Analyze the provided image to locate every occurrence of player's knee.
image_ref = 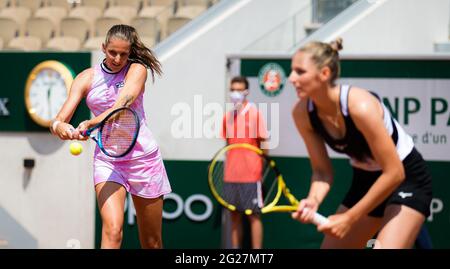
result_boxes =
[142,236,162,249]
[103,225,123,244]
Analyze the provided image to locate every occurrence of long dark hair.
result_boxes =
[105,24,162,81]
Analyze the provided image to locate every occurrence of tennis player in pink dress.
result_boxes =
[51,24,171,249]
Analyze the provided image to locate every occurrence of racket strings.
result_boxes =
[210,148,277,212]
[261,162,278,206]
[212,160,224,193]
[101,109,139,156]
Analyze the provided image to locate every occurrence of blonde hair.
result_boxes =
[298,37,343,84]
[105,24,162,81]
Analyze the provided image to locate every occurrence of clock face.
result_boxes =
[25,61,74,127]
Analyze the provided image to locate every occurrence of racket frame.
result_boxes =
[208,143,329,226]
[82,107,140,158]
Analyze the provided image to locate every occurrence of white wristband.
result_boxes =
[52,120,61,132]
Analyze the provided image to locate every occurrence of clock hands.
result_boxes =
[46,81,56,120]
[26,61,74,128]
[47,86,52,119]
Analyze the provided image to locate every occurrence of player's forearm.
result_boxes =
[51,105,78,134]
[308,172,333,205]
[114,92,136,109]
[347,172,404,220]
[82,93,137,128]
[86,95,135,129]
[112,71,144,110]
[85,108,113,129]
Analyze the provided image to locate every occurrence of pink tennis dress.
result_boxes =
[85,60,172,198]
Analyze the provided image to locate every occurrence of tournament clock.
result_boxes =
[24,60,74,127]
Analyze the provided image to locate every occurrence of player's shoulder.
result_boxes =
[129,62,147,73]
[78,67,94,77]
[74,67,94,83]
[292,98,313,131]
[348,86,382,118]
[125,62,147,82]
[69,68,94,96]
[348,86,374,98]
[292,98,309,119]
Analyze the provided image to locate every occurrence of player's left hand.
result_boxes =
[317,212,356,239]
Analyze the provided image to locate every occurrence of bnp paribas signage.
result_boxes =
[258,62,286,97]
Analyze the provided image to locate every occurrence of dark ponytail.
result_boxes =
[105,24,162,81]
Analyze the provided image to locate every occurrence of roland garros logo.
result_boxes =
[258,63,286,97]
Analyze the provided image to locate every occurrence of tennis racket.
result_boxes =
[208,143,329,226]
[81,107,140,158]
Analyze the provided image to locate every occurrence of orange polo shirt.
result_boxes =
[221,102,269,183]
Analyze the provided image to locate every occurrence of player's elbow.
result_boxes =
[391,165,405,185]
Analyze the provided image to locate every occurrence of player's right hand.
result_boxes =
[74,120,90,141]
[291,197,320,224]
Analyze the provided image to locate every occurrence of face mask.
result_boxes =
[229,91,246,104]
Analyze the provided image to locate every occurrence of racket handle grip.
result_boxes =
[312,212,329,226]
[304,208,329,226]
[81,130,88,137]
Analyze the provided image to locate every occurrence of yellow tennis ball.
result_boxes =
[245,209,252,215]
[69,142,83,156]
